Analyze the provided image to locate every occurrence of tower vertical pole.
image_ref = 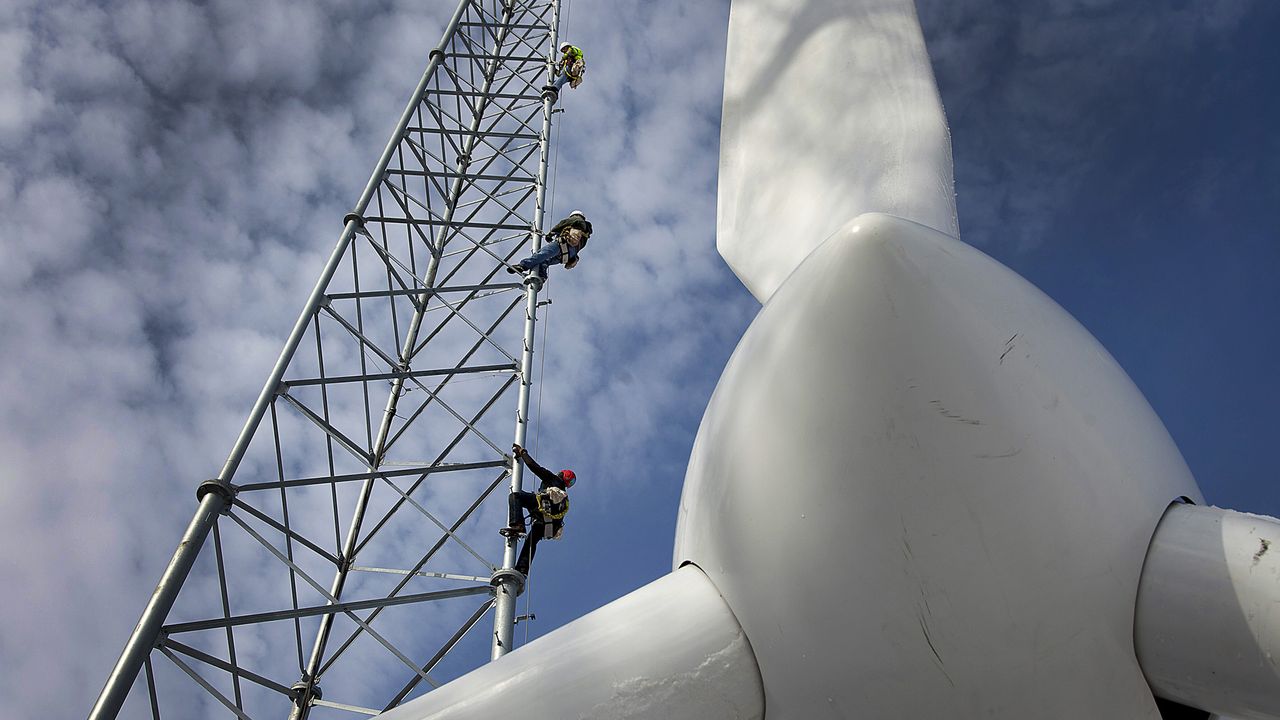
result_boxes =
[88,484,231,720]
[492,0,560,661]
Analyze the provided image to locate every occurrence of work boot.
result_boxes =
[500,523,526,538]
[505,263,522,275]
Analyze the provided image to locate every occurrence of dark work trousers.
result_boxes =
[516,527,545,576]
[508,490,545,575]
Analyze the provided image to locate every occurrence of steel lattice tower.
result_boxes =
[91,1,564,717]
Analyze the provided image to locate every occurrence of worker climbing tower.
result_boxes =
[90,1,565,717]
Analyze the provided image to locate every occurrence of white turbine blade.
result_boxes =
[1135,503,1280,719]
[375,565,763,720]
[717,0,958,302]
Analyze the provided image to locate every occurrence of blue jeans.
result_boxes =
[552,72,570,91]
[516,242,577,278]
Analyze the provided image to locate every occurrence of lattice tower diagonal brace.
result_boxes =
[86,0,513,717]
[288,2,555,716]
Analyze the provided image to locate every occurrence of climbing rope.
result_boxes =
[533,0,568,457]
[533,120,562,458]
[523,0,574,645]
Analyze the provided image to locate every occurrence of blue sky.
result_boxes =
[922,0,1280,518]
[0,0,1277,717]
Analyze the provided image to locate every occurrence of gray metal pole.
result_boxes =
[291,3,525,713]
[492,0,560,662]
[91,3,474,719]
[89,483,233,720]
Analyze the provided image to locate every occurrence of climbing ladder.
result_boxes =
[90,1,563,717]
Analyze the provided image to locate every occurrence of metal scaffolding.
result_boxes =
[90,1,562,717]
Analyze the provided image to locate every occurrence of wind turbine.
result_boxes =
[375,0,1279,717]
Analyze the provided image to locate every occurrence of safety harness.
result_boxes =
[556,227,588,269]
[527,487,567,541]
[536,487,569,521]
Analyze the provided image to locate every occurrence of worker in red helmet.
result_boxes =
[503,443,576,577]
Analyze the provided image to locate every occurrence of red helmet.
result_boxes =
[560,469,576,487]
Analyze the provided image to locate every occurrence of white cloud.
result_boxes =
[3,174,107,287]
[0,28,49,142]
